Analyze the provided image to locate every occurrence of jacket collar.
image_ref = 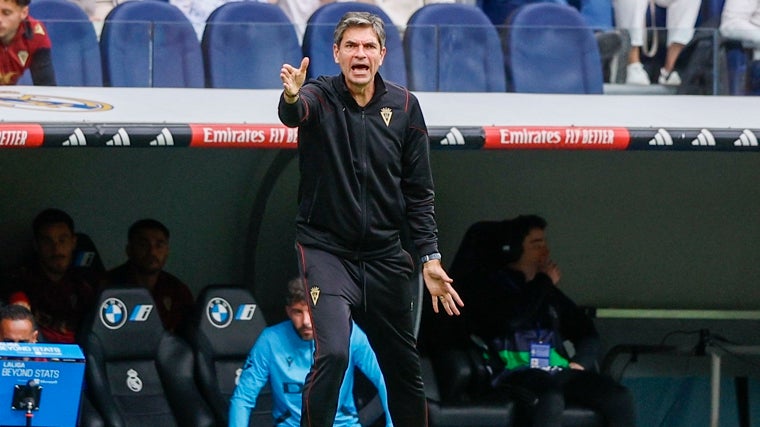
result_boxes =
[334,72,388,108]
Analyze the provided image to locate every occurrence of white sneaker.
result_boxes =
[658,68,682,85]
[625,62,651,85]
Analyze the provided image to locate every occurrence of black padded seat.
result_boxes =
[179,284,269,426]
[80,286,214,427]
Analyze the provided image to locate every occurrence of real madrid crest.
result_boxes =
[380,107,392,127]
[310,286,320,305]
[126,369,143,392]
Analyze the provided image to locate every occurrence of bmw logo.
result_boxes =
[206,297,233,328]
[100,298,128,330]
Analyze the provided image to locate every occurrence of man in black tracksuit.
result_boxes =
[278,11,464,427]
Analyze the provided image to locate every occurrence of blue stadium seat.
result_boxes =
[100,1,204,87]
[479,0,612,30]
[302,2,407,86]
[27,0,102,86]
[404,4,506,92]
[202,2,301,89]
[505,3,603,94]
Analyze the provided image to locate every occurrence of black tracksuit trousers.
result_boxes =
[296,243,428,427]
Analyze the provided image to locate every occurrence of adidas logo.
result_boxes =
[648,128,672,146]
[106,128,130,146]
[440,127,464,145]
[149,128,174,146]
[733,129,758,147]
[691,129,715,146]
[62,128,86,146]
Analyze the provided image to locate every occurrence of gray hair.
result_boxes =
[333,12,386,49]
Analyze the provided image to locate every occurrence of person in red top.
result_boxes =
[2,209,98,343]
[0,0,56,85]
[106,219,194,333]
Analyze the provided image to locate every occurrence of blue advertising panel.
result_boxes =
[0,343,85,427]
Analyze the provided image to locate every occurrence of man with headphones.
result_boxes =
[464,214,637,427]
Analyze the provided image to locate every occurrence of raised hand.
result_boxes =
[540,259,561,285]
[280,57,309,100]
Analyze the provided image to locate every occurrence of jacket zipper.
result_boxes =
[358,109,368,255]
[360,109,369,310]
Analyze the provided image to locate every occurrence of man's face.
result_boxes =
[519,228,550,267]
[0,318,38,343]
[333,26,386,91]
[285,301,313,341]
[35,223,77,279]
[0,0,27,46]
[126,228,169,275]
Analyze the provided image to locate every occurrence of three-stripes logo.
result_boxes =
[440,127,465,145]
[691,129,716,146]
[734,129,758,147]
[106,128,130,146]
[62,128,86,146]
[150,128,174,146]
[648,128,673,146]
[206,297,257,329]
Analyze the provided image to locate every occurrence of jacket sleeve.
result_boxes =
[506,272,557,329]
[278,85,319,128]
[400,92,438,257]
[30,48,56,86]
[569,331,601,370]
[505,273,602,367]
[350,326,394,427]
[466,270,555,341]
[554,290,601,369]
[228,334,271,427]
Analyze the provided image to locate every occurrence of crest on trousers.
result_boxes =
[381,107,392,127]
[310,286,320,305]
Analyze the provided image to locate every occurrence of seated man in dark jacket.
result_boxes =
[465,214,636,427]
[3,208,97,343]
[106,218,193,333]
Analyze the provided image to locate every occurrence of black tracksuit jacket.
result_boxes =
[278,73,439,260]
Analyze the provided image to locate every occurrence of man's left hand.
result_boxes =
[422,260,464,316]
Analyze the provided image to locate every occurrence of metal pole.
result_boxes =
[710,351,721,427]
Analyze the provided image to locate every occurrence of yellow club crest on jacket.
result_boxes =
[310,286,320,305]
[381,107,392,127]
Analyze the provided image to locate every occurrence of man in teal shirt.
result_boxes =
[229,278,393,427]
